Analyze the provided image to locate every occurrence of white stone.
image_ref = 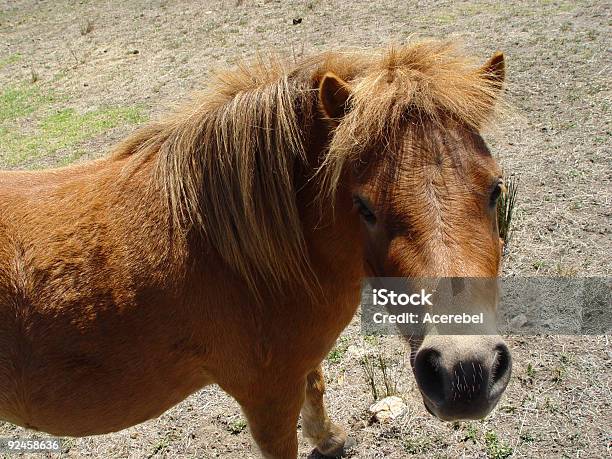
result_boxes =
[369,396,407,422]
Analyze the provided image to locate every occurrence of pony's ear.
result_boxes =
[479,51,505,87]
[319,72,352,120]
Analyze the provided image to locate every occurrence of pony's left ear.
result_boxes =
[319,72,352,121]
[479,51,505,87]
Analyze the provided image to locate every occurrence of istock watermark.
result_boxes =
[372,311,485,325]
[372,288,433,306]
[361,277,611,335]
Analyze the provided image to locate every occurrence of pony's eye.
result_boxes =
[490,180,504,206]
[353,196,377,225]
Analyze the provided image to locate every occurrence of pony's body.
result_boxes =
[0,42,512,457]
[0,156,362,435]
[0,159,210,434]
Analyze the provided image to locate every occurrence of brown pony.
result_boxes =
[0,41,511,458]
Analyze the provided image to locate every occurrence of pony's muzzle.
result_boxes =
[413,337,512,421]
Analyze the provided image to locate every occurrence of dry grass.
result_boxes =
[359,344,408,401]
[498,175,519,254]
[80,19,94,36]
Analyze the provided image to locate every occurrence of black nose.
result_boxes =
[414,343,512,420]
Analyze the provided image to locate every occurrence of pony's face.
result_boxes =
[352,120,504,280]
[319,52,511,421]
[352,120,511,421]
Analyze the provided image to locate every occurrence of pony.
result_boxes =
[0,40,511,458]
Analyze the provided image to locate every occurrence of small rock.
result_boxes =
[128,49,139,55]
[369,396,407,423]
[509,313,528,330]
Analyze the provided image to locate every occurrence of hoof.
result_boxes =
[313,437,356,458]
[315,426,356,457]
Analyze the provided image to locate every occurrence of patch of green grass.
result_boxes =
[434,13,456,24]
[499,404,516,414]
[227,419,247,435]
[484,430,513,459]
[532,260,547,271]
[363,334,380,346]
[402,436,432,454]
[0,53,21,70]
[463,423,479,442]
[42,107,144,140]
[147,435,171,458]
[327,336,350,364]
[551,365,565,383]
[526,362,536,378]
[402,434,447,454]
[0,105,147,166]
[0,85,54,123]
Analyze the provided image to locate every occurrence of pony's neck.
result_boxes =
[294,116,366,297]
[114,72,365,304]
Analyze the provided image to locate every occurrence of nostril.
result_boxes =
[489,344,512,400]
[414,348,445,405]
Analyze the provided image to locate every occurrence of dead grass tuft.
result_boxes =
[80,19,94,36]
[498,174,519,255]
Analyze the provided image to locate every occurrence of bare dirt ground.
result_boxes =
[0,0,610,457]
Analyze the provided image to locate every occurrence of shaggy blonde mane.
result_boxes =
[113,40,505,299]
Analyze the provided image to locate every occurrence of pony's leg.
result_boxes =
[301,365,350,456]
[240,381,305,459]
